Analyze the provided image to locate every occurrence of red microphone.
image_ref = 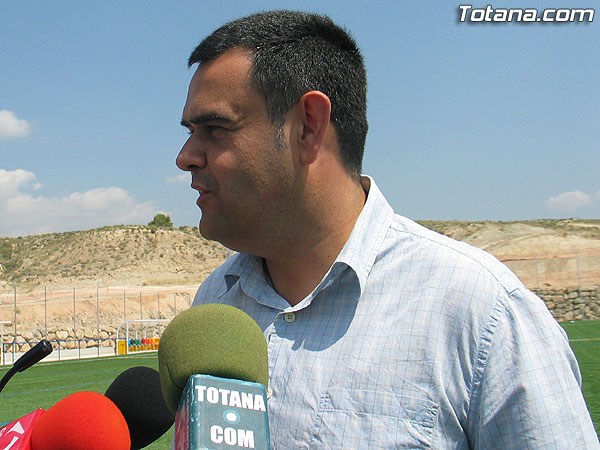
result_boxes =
[0,409,45,450]
[29,391,130,450]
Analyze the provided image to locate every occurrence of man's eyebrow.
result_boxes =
[180,113,233,128]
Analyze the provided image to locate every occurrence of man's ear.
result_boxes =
[296,91,332,166]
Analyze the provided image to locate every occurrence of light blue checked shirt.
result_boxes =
[192,177,599,449]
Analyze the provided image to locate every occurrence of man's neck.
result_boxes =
[264,177,367,306]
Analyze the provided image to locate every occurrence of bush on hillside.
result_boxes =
[148,214,174,229]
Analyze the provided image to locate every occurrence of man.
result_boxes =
[176,10,599,448]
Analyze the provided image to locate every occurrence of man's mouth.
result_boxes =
[192,183,212,207]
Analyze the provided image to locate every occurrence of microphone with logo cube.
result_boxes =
[158,303,270,450]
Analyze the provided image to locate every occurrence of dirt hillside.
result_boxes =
[0,225,229,292]
[1,219,600,292]
[419,219,600,256]
[418,219,600,289]
[1,220,599,343]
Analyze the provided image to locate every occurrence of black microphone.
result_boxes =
[105,366,175,449]
[0,340,53,393]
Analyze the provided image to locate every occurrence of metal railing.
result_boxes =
[1,337,121,366]
[0,286,194,346]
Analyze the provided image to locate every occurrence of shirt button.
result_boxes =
[283,313,296,323]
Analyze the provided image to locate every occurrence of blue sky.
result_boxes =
[1,1,598,237]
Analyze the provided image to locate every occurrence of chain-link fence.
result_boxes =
[498,249,600,291]
[2,249,600,363]
[497,250,600,321]
[0,286,196,364]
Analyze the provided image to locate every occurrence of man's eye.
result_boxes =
[206,125,228,137]
[206,125,222,133]
[185,125,227,137]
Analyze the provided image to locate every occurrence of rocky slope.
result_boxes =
[0,225,229,291]
[2,219,600,291]
[1,220,599,349]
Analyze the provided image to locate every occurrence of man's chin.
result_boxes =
[198,220,214,240]
[198,219,225,244]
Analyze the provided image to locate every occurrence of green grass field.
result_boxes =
[560,320,600,436]
[1,321,598,447]
[0,353,173,449]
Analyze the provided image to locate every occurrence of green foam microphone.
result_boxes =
[158,304,270,449]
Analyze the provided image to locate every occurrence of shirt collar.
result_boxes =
[221,253,290,309]
[334,176,394,294]
[219,175,394,304]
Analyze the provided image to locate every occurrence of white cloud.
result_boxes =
[166,173,189,184]
[0,169,157,237]
[544,190,593,214]
[0,168,38,198]
[0,110,31,139]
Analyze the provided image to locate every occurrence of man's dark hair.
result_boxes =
[189,10,368,179]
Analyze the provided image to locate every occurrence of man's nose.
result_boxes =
[176,136,207,171]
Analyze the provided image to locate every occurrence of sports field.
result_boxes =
[0,353,173,449]
[1,321,598,447]
[560,320,600,436]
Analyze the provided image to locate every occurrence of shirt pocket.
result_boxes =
[310,387,438,449]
